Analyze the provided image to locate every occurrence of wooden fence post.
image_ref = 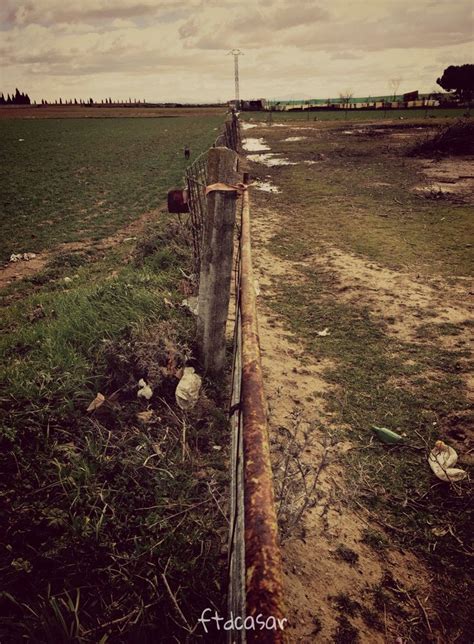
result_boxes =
[197,146,239,376]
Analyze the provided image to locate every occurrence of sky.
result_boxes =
[0,0,472,103]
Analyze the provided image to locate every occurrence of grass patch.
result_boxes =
[262,127,473,276]
[334,544,359,565]
[0,216,229,641]
[361,528,389,552]
[242,108,467,123]
[268,243,472,640]
[0,115,223,263]
[0,115,230,640]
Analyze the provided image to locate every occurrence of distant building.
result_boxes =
[239,98,267,111]
[403,90,419,102]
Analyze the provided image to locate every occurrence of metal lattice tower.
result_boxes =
[228,49,243,104]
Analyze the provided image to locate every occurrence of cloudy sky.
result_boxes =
[0,0,472,103]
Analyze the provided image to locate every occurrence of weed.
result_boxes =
[331,592,361,617]
[334,545,359,565]
[272,410,330,539]
[409,119,474,156]
[361,528,389,552]
[333,614,359,643]
[311,615,322,635]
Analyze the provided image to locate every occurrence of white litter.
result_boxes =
[137,378,153,400]
[18,138,25,142]
[175,367,202,411]
[182,296,199,315]
[317,327,330,337]
[428,441,467,483]
[9,252,37,263]
[254,180,281,193]
[63,276,73,284]
[242,138,270,152]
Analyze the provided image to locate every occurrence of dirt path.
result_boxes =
[251,203,443,642]
[0,208,161,290]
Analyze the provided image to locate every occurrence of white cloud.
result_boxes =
[1,0,472,102]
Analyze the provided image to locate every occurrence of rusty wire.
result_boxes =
[184,113,241,280]
[185,150,208,278]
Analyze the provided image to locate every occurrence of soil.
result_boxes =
[250,204,437,643]
[414,158,474,204]
[241,120,473,641]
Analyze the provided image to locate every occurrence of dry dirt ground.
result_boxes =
[243,119,473,642]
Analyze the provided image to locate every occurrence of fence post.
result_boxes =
[197,146,239,376]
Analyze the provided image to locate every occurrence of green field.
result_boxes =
[243,108,467,123]
[0,116,223,262]
[0,114,229,641]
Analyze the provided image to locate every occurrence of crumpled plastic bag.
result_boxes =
[10,252,36,263]
[137,378,153,400]
[428,440,467,483]
[175,367,202,410]
[181,296,199,316]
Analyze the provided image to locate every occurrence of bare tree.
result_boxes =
[389,77,402,102]
[339,89,354,118]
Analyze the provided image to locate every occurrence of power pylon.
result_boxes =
[228,49,243,106]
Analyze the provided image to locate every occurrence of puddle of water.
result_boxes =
[247,153,297,167]
[303,160,318,165]
[253,180,281,193]
[243,137,271,152]
[284,136,307,142]
[241,123,258,130]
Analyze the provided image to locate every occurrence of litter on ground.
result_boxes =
[137,379,153,400]
[371,425,404,445]
[428,440,467,483]
[9,252,37,263]
[175,367,202,410]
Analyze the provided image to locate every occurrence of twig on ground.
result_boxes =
[161,573,194,634]
[414,594,433,635]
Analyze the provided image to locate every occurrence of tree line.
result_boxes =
[0,88,31,105]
